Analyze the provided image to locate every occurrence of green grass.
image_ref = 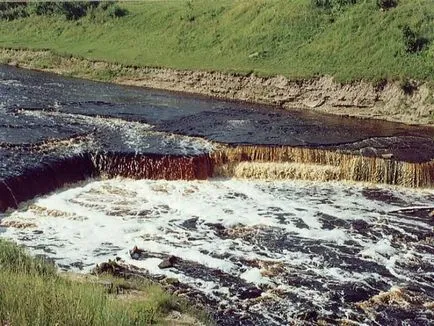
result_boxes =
[0,0,433,82]
[0,239,206,325]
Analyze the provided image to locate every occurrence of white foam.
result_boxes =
[240,268,271,286]
[1,178,433,323]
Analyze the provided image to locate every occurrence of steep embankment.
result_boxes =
[0,0,433,123]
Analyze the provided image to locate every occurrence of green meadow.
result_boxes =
[0,0,433,82]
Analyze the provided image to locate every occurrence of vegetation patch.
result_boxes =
[402,24,430,54]
[0,239,206,325]
[377,0,398,10]
[0,1,127,21]
[400,79,418,95]
[312,0,359,10]
[0,0,433,82]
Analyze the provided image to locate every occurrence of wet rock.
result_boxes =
[340,286,378,303]
[159,255,178,269]
[153,274,167,281]
[352,219,371,232]
[317,212,349,230]
[92,260,133,277]
[362,188,407,206]
[94,261,116,274]
[223,307,235,315]
[238,286,263,300]
[164,277,180,286]
[204,222,226,237]
[70,261,85,270]
[360,147,377,157]
[129,245,146,260]
[294,309,319,321]
[181,217,199,230]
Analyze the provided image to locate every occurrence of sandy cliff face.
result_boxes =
[1,48,432,126]
[118,70,434,126]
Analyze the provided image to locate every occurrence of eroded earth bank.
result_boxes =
[1,48,434,126]
[0,65,434,325]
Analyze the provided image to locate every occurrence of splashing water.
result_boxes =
[1,178,433,324]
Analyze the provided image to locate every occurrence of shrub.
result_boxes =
[107,5,128,18]
[0,3,28,20]
[312,0,358,9]
[377,0,398,10]
[23,1,126,21]
[402,25,429,53]
[400,79,418,95]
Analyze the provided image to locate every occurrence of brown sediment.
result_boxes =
[357,287,434,311]
[0,220,37,228]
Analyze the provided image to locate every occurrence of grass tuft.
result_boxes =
[0,239,207,325]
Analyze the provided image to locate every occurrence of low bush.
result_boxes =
[312,0,359,10]
[1,1,127,21]
[400,79,418,95]
[402,25,429,53]
[28,1,98,20]
[107,5,128,18]
[0,3,28,20]
[377,0,398,10]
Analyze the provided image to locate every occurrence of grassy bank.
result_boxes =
[0,239,206,325]
[0,0,433,82]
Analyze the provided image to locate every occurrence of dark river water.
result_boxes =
[0,65,434,325]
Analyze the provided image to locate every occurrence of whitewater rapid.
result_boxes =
[1,178,433,324]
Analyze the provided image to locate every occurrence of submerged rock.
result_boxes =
[159,255,178,269]
[238,286,263,300]
[129,245,146,260]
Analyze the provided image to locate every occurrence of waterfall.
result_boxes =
[210,145,434,188]
[1,146,433,213]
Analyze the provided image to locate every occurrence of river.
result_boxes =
[0,65,433,325]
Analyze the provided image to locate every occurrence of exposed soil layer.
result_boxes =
[1,48,433,125]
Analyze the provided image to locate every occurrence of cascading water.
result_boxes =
[91,152,213,180]
[211,145,434,187]
[1,65,434,325]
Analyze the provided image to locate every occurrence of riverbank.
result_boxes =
[0,239,208,325]
[1,0,433,125]
[1,48,434,126]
